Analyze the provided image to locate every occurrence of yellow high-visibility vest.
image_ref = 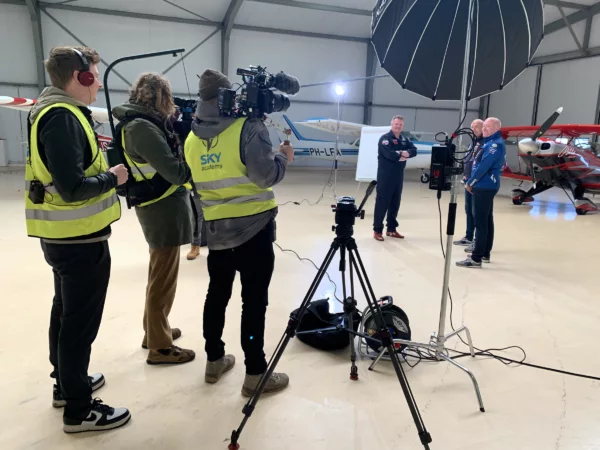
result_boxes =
[25,103,121,239]
[120,125,184,208]
[184,117,277,221]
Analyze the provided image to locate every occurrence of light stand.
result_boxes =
[363,0,485,414]
[227,182,432,450]
[331,84,345,201]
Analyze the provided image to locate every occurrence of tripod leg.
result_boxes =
[368,347,387,371]
[348,244,432,450]
[438,353,485,412]
[228,241,340,450]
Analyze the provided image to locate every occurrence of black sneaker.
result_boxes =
[53,373,105,408]
[63,398,131,434]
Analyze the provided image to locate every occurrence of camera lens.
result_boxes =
[272,93,290,112]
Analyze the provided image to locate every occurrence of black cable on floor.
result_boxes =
[274,242,342,304]
[435,196,600,381]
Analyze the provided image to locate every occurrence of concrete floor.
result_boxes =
[1,166,599,450]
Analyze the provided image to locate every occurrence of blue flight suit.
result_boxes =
[466,130,506,263]
[373,130,417,234]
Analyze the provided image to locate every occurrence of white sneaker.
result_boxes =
[63,399,131,434]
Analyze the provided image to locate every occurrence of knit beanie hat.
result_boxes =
[198,69,232,101]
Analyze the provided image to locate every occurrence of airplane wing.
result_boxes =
[502,124,600,141]
[1,95,111,124]
[294,117,365,137]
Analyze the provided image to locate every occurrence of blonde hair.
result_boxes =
[128,72,176,119]
[45,46,100,90]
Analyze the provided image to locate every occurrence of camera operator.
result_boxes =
[184,69,293,396]
[372,115,417,241]
[25,46,130,433]
[112,72,195,365]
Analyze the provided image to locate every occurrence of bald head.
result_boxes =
[471,119,483,137]
[482,117,502,138]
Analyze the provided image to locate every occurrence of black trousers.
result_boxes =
[471,189,497,262]
[203,221,275,375]
[42,240,111,418]
[373,170,405,233]
[465,189,475,241]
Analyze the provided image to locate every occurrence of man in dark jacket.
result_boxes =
[27,46,130,433]
[373,115,417,241]
[453,119,484,247]
[112,72,195,365]
[185,69,293,397]
[457,117,506,268]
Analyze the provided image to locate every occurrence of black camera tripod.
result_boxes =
[228,181,432,450]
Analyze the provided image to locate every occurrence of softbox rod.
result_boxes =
[103,48,185,137]
[435,0,474,357]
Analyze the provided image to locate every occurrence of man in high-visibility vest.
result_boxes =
[25,46,130,433]
[185,69,294,397]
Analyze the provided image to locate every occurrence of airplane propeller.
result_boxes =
[517,107,564,187]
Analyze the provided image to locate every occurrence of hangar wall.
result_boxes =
[488,14,600,128]
[2,1,600,167]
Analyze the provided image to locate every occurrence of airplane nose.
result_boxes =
[518,138,539,155]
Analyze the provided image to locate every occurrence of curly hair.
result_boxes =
[128,72,176,119]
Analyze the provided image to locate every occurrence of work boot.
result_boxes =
[205,354,236,383]
[146,345,195,365]
[187,245,200,260]
[386,231,404,239]
[242,372,289,398]
[141,328,181,350]
[373,232,384,241]
[53,373,105,408]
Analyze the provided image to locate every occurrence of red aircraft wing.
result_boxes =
[501,124,600,140]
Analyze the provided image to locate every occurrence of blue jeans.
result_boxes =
[465,189,475,241]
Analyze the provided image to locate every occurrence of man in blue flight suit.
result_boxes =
[373,115,417,241]
[456,117,506,268]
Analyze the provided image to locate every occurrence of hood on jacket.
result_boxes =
[112,102,163,123]
[29,87,88,124]
[191,100,237,140]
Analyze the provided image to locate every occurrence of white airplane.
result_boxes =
[279,115,437,182]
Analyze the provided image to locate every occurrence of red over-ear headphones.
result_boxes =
[72,48,95,87]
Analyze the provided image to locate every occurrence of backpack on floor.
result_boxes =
[292,299,361,351]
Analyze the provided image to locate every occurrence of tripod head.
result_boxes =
[331,180,377,239]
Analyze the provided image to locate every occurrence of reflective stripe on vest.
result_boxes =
[24,103,121,239]
[184,117,277,221]
[121,126,180,207]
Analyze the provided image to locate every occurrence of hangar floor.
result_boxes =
[1,166,599,450]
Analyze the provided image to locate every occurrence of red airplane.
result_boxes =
[500,108,600,215]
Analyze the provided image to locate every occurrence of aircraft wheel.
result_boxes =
[420,173,430,184]
[576,208,588,216]
[512,197,524,206]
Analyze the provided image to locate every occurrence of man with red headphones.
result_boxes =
[25,46,130,434]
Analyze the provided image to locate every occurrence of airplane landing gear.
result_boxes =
[574,197,597,215]
[511,189,534,205]
[420,171,430,184]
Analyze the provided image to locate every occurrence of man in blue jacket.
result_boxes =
[456,117,505,268]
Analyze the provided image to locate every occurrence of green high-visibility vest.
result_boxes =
[184,117,277,221]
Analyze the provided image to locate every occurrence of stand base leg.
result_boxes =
[439,353,485,412]
[368,347,388,371]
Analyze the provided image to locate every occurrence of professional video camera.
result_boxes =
[172,96,197,143]
[218,65,300,119]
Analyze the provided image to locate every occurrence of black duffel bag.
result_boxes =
[292,299,361,351]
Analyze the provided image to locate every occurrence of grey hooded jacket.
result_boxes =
[189,101,289,250]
